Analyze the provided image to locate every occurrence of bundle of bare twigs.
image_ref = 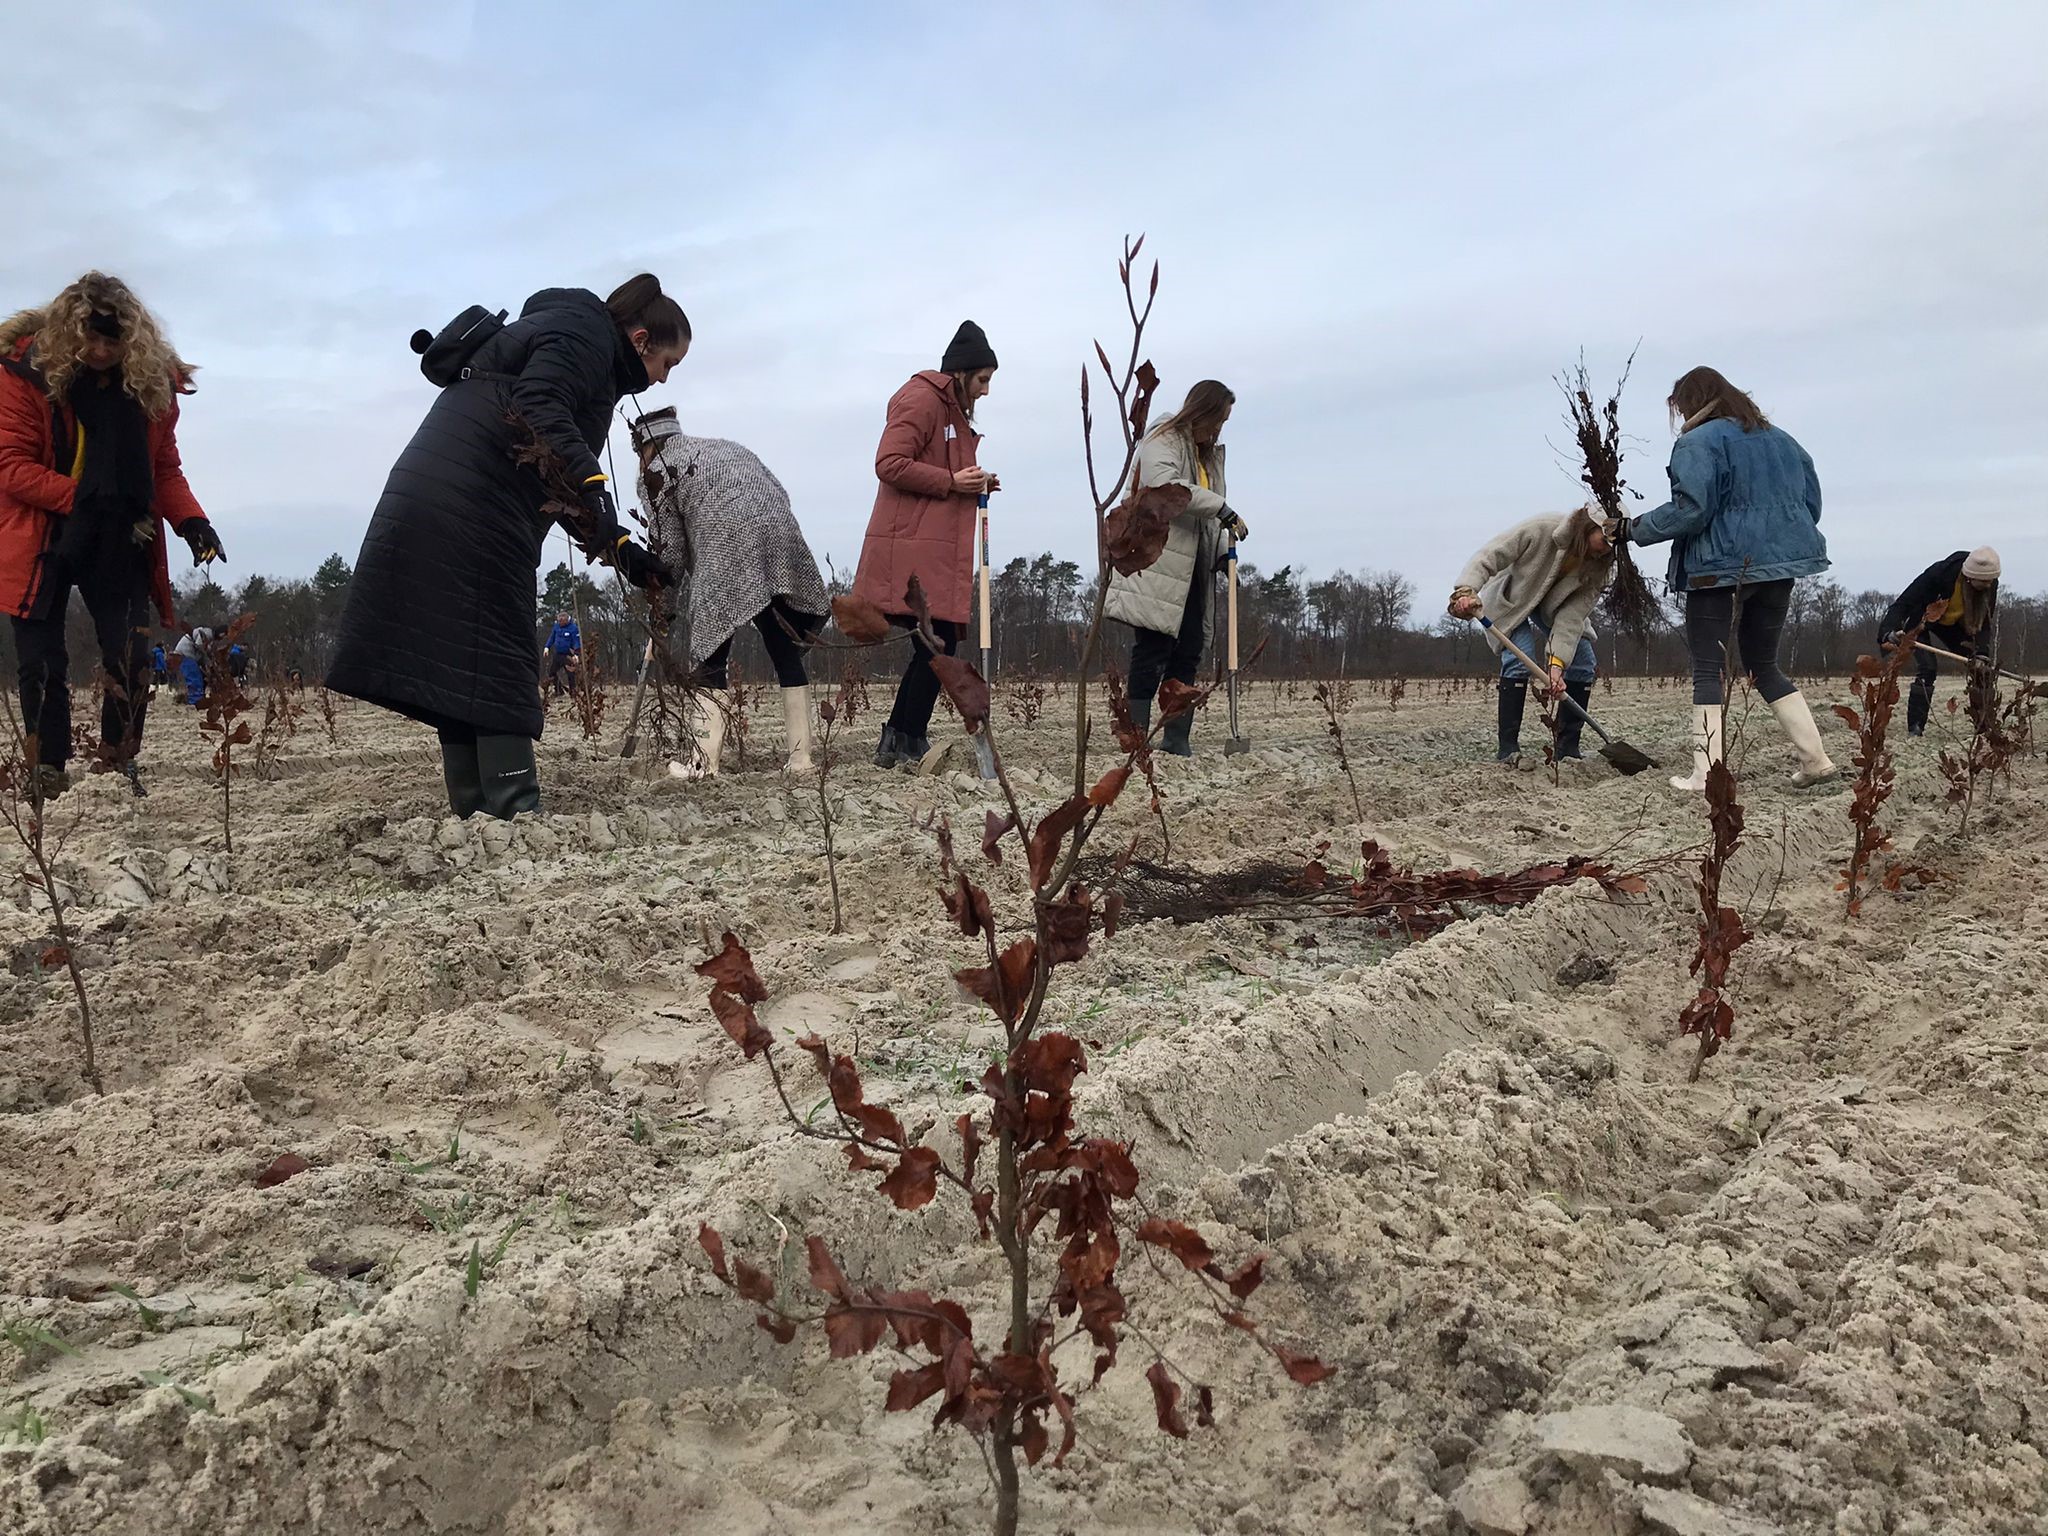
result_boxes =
[1561,351,1660,637]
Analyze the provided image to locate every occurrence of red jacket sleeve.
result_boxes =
[874,387,955,499]
[151,397,205,529]
[0,376,74,514]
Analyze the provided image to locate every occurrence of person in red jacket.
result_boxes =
[0,272,222,796]
[850,321,998,770]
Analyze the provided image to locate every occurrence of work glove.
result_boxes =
[1611,515,1631,546]
[616,540,665,592]
[579,480,626,552]
[180,518,226,566]
[129,515,157,548]
[1219,506,1249,541]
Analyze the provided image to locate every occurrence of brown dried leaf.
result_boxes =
[981,810,1015,864]
[885,1360,947,1412]
[1087,766,1131,807]
[1157,677,1201,720]
[1103,482,1191,577]
[1216,1254,1265,1301]
[879,1147,942,1210]
[956,938,1038,1025]
[805,1236,849,1301]
[697,1223,730,1282]
[695,931,769,1003]
[1275,1346,1335,1385]
[255,1152,309,1188]
[709,989,774,1059]
[1194,1384,1215,1428]
[941,873,995,941]
[1103,892,1125,939]
[1146,1360,1189,1438]
[830,594,892,644]
[929,654,991,725]
[1136,1217,1215,1271]
[823,1303,888,1358]
[733,1259,776,1305]
[756,1311,797,1344]
[956,1113,983,1186]
[844,1142,888,1173]
[1028,795,1091,889]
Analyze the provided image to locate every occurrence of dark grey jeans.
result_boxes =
[1684,579,1796,706]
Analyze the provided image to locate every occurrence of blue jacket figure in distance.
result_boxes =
[543,611,582,697]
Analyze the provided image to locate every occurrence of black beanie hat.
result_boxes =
[941,320,997,375]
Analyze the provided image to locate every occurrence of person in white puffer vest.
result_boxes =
[1103,380,1248,757]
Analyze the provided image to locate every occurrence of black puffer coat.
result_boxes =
[328,288,647,738]
[1881,550,1995,653]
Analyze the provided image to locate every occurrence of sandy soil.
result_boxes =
[1,670,2042,1536]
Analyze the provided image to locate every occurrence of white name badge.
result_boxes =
[943,425,957,441]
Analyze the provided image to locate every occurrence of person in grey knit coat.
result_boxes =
[632,408,829,777]
[1448,506,1615,765]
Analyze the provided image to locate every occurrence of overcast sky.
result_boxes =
[7,1,2043,611]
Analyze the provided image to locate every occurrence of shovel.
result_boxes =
[617,637,657,758]
[1223,531,1249,755]
[970,490,998,779]
[1479,618,1657,774]
[1911,638,2035,688]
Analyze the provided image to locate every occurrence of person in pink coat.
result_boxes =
[850,321,998,769]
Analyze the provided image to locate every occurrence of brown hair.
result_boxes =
[1961,577,1997,635]
[1152,379,1236,444]
[1669,366,1770,433]
[1560,505,1617,579]
[0,272,189,418]
[949,371,988,422]
[605,273,690,350]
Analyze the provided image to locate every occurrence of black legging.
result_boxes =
[1906,621,1976,733]
[885,618,963,737]
[700,598,820,690]
[1127,567,1210,702]
[1684,579,1795,706]
[10,544,155,768]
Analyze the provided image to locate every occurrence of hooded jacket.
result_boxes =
[327,288,647,739]
[0,333,205,625]
[1455,513,1610,666]
[849,371,981,626]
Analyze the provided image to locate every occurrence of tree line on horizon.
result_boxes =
[7,550,2038,692]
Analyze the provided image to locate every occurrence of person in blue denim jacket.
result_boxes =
[1626,367,1836,793]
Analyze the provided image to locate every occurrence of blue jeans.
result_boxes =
[1499,618,1596,684]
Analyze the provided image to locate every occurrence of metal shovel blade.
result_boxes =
[1597,740,1657,776]
[1224,733,1250,755]
[973,730,999,779]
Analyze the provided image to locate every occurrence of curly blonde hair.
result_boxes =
[0,271,193,418]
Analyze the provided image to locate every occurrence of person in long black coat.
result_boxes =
[328,276,687,816]
[1880,546,2001,736]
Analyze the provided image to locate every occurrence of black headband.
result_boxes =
[86,310,123,339]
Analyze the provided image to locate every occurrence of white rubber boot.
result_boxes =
[1670,704,1724,793]
[1771,691,1838,786]
[780,685,814,774]
[668,689,729,780]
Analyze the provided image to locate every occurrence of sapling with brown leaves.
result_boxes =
[1836,623,1922,915]
[1313,680,1365,823]
[197,615,259,858]
[696,242,1329,1536]
[814,663,862,935]
[0,698,101,1094]
[1680,603,1750,1081]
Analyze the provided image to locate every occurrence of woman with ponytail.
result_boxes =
[329,274,686,818]
[0,272,218,797]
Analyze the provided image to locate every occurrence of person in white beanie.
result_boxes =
[1626,365,1835,791]
[631,408,829,777]
[1880,546,2001,736]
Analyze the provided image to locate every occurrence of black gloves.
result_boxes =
[1219,506,1249,541]
[579,480,625,551]
[616,541,664,591]
[1612,516,1632,546]
[180,518,225,566]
